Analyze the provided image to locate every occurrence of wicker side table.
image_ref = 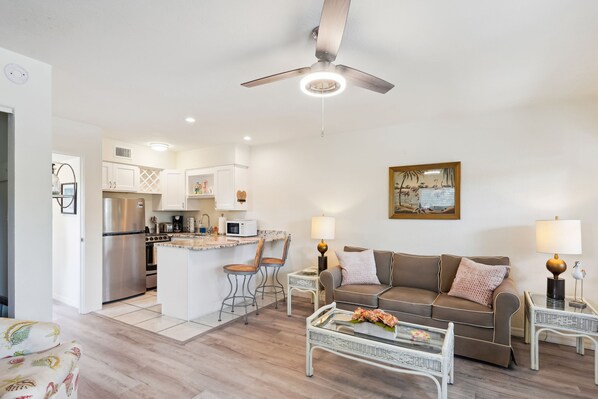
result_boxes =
[524,291,598,385]
[287,267,322,316]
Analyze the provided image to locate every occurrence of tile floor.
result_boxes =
[94,290,279,343]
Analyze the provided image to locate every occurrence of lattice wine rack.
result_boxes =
[138,167,161,194]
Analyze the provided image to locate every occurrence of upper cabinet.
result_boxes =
[153,169,186,211]
[215,165,248,211]
[102,162,139,192]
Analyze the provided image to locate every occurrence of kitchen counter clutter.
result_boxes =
[157,230,287,321]
[162,230,286,251]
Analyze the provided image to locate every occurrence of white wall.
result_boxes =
[250,101,598,331]
[103,137,176,170]
[53,117,103,313]
[0,47,52,320]
[52,154,80,308]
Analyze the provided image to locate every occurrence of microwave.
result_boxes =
[226,220,257,237]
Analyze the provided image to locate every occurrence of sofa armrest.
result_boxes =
[0,318,61,358]
[492,278,520,345]
[320,265,342,305]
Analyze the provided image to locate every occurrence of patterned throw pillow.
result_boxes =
[447,257,508,307]
[336,249,381,286]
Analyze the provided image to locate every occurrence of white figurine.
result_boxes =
[571,261,587,308]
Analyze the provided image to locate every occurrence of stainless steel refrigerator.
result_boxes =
[102,197,146,303]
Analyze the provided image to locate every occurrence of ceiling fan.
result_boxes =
[241,0,394,97]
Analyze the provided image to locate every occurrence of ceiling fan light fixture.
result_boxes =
[300,71,346,98]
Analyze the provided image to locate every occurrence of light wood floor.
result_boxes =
[53,299,598,399]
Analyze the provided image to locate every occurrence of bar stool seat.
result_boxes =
[218,238,265,325]
[223,264,258,273]
[256,235,291,309]
[261,257,284,265]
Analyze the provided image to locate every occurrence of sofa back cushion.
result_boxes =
[344,246,393,285]
[392,253,440,292]
[440,254,510,293]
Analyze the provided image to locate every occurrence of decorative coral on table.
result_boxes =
[351,308,399,332]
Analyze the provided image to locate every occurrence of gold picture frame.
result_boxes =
[389,162,461,220]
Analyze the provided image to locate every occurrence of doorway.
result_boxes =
[0,111,8,316]
[52,153,81,310]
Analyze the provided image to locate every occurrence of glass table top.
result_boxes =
[530,293,597,316]
[293,268,318,277]
[311,309,446,354]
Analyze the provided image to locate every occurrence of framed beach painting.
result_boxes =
[389,162,460,219]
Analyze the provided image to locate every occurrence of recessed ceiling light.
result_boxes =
[185,117,196,123]
[300,71,346,98]
[243,136,252,141]
[149,143,169,152]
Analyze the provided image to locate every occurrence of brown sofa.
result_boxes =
[319,246,520,367]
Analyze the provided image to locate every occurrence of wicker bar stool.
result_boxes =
[218,238,265,325]
[255,235,291,309]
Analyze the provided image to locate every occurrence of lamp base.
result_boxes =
[318,256,328,274]
[547,277,565,300]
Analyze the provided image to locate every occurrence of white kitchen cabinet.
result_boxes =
[102,162,139,192]
[154,169,186,211]
[215,165,248,211]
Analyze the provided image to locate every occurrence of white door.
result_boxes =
[113,164,139,192]
[161,170,185,210]
[215,166,234,210]
[101,162,113,190]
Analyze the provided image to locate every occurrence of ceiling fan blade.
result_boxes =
[336,65,394,94]
[241,67,311,88]
[315,0,351,62]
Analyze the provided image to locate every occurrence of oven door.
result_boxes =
[227,222,240,236]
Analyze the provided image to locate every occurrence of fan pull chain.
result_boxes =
[321,94,325,138]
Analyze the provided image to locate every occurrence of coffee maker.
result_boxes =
[172,215,183,233]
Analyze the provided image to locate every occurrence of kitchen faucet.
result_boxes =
[200,213,210,229]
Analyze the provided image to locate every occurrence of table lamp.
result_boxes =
[311,216,335,274]
[535,216,582,300]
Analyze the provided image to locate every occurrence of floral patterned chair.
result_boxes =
[0,318,81,399]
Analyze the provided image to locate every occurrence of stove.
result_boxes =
[145,234,171,289]
[145,233,171,243]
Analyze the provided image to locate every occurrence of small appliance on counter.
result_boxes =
[173,215,183,233]
[159,222,174,233]
[226,219,257,237]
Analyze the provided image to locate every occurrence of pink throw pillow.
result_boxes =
[448,257,508,307]
[336,249,381,286]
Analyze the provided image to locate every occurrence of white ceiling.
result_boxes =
[1,0,597,150]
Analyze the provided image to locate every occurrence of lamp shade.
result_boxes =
[536,219,582,254]
[311,216,335,240]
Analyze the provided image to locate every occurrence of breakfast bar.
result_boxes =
[156,231,286,321]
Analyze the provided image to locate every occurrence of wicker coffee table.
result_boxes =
[306,302,454,399]
[524,291,598,384]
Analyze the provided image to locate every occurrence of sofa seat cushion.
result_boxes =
[432,293,494,328]
[334,284,391,308]
[0,340,81,399]
[379,287,439,317]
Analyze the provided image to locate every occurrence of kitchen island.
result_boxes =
[156,230,286,321]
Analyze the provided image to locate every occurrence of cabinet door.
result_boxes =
[233,165,248,210]
[161,170,186,210]
[101,162,113,190]
[215,166,235,210]
[113,164,139,192]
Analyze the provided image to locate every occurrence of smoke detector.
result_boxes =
[4,63,29,85]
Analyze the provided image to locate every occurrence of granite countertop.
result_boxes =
[157,230,287,251]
